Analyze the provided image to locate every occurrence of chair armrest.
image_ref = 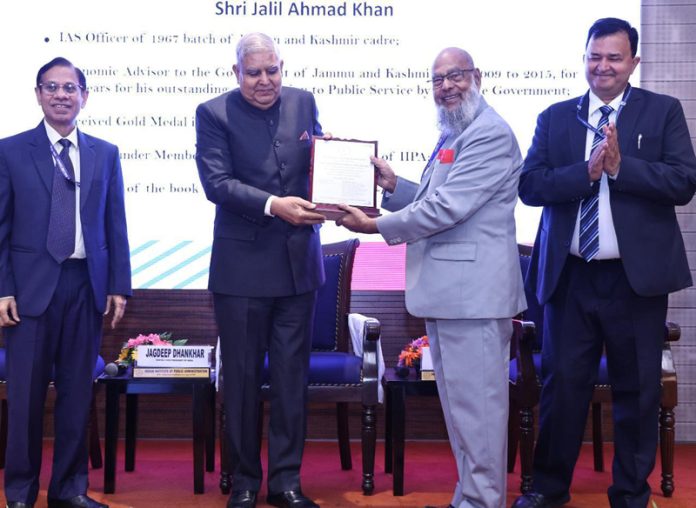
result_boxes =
[660,321,680,409]
[661,344,678,409]
[511,319,539,407]
[661,320,678,371]
[360,318,381,406]
[662,345,676,377]
[664,321,680,343]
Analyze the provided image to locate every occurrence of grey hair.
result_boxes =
[236,32,280,67]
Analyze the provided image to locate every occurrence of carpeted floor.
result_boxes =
[2,440,694,507]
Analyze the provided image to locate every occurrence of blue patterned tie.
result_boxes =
[46,139,76,263]
[579,105,613,261]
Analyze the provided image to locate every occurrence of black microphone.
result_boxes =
[104,362,127,377]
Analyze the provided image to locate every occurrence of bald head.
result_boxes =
[433,47,475,71]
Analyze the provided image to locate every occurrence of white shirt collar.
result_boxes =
[43,120,79,148]
[587,87,627,118]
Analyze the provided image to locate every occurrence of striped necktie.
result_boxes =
[579,105,613,261]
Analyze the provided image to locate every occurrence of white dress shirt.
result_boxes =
[569,90,625,260]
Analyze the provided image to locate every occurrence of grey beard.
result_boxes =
[436,85,481,136]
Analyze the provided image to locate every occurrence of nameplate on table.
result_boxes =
[420,370,435,381]
[135,345,213,368]
[132,367,211,378]
[420,346,435,381]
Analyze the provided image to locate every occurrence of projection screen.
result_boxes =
[0,0,640,288]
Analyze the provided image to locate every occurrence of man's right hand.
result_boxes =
[587,144,605,183]
[271,196,326,226]
[0,297,19,327]
[370,156,397,193]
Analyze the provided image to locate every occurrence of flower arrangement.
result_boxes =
[397,335,429,369]
[116,332,187,367]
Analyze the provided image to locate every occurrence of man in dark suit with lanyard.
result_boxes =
[512,18,696,508]
[0,57,131,508]
[195,33,325,508]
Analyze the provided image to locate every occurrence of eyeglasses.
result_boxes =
[38,82,84,95]
[429,69,476,88]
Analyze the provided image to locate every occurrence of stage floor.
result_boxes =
[2,440,694,507]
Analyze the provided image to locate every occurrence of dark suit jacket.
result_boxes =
[520,87,696,304]
[0,123,132,316]
[195,87,324,297]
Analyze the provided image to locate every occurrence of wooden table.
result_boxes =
[382,369,438,496]
[97,369,216,494]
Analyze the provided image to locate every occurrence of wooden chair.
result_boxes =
[507,317,538,494]
[219,238,381,495]
[590,321,680,496]
[508,244,680,497]
[0,348,103,470]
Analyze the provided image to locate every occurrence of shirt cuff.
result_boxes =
[264,195,276,217]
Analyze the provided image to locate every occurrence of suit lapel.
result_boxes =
[616,87,642,154]
[415,159,438,200]
[77,130,95,210]
[569,94,589,163]
[29,124,55,193]
[415,98,490,200]
[414,135,444,201]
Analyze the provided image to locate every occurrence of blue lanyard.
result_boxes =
[49,141,80,187]
[421,133,449,179]
[575,84,632,140]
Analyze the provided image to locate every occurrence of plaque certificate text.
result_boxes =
[309,138,379,219]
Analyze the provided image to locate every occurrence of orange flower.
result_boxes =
[397,335,429,367]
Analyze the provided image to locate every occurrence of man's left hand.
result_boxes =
[271,196,326,226]
[105,294,127,329]
[0,297,19,327]
[602,123,621,176]
[335,204,379,233]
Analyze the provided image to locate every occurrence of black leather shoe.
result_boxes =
[46,495,108,508]
[7,503,34,508]
[227,490,258,508]
[511,492,569,508]
[267,490,319,508]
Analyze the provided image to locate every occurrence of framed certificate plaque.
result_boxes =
[309,137,380,220]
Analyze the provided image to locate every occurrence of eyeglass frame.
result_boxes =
[37,81,85,95]
[429,68,476,89]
